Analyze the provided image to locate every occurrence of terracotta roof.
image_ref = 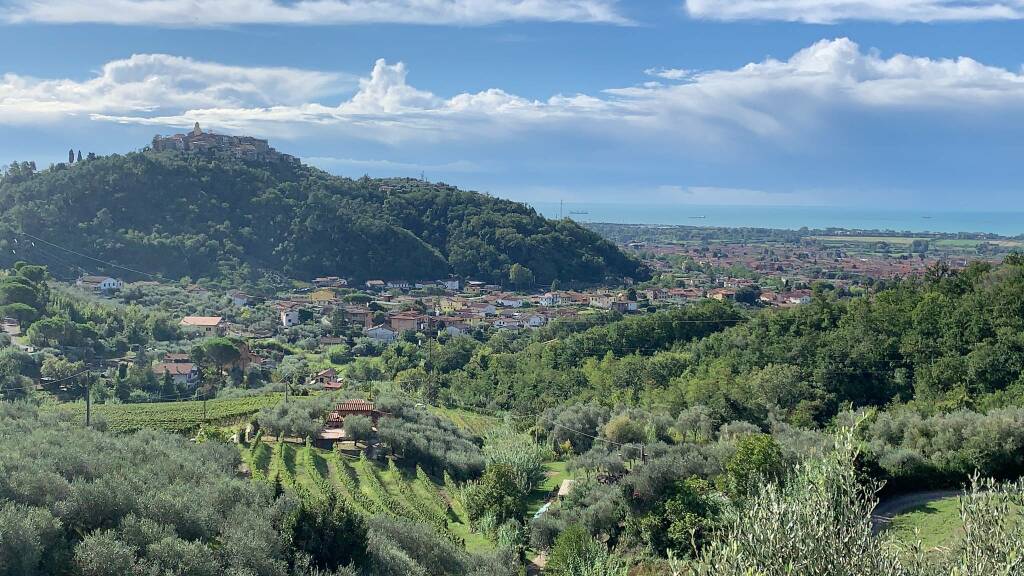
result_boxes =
[334,399,375,412]
[180,316,223,327]
[154,362,195,376]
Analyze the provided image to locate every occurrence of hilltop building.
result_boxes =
[151,123,298,164]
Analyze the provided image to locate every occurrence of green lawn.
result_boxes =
[887,496,1023,551]
[526,460,572,516]
[886,497,963,550]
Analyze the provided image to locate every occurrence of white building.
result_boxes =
[526,314,547,328]
[76,275,123,293]
[540,292,566,307]
[438,279,460,291]
[496,295,525,308]
[229,291,250,307]
[280,309,301,328]
[365,324,397,343]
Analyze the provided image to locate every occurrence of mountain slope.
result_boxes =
[0,151,647,287]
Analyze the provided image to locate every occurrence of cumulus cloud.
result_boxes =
[0,0,630,26]
[0,53,351,124]
[685,0,1024,23]
[6,39,1024,148]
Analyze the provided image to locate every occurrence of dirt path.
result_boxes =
[871,490,961,534]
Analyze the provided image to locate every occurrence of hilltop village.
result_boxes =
[151,123,299,164]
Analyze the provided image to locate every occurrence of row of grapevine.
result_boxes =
[49,394,282,433]
[334,455,386,515]
[356,455,415,520]
[270,441,296,487]
[374,459,462,546]
[299,441,335,500]
[416,465,450,513]
[249,438,271,483]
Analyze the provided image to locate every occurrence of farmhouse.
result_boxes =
[76,275,123,293]
[153,362,199,387]
[179,316,225,336]
[311,368,345,390]
[326,399,380,426]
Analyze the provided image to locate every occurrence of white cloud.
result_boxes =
[685,0,1024,23]
[644,67,692,80]
[6,39,1024,149]
[1,0,630,26]
[0,53,351,124]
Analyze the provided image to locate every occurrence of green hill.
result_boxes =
[0,152,647,287]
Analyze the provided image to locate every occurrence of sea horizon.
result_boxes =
[529,202,1024,237]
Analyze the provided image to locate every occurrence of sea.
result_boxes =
[529,202,1024,237]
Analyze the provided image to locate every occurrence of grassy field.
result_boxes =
[52,394,282,433]
[526,460,572,516]
[248,439,494,554]
[886,496,1023,550]
[886,496,964,550]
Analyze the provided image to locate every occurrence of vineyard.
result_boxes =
[52,394,283,433]
[244,438,494,553]
[431,406,502,437]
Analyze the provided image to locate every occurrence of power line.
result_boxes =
[13,232,163,280]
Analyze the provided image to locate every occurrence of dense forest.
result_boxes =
[0,155,646,288]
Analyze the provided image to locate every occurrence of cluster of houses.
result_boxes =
[151,123,298,164]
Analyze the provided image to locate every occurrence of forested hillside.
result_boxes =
[0,154,646,286]
[373,258,1024,421]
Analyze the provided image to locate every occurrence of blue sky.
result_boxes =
[1,1,1023,210]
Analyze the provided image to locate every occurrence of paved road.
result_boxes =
[871,490,961,534]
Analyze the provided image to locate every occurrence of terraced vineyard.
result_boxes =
[52,394,283,432]
[245,437,493,553]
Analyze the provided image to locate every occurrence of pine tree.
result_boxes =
[114,372,131,402]
[76,150,83,163]
[68,149,74,164]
